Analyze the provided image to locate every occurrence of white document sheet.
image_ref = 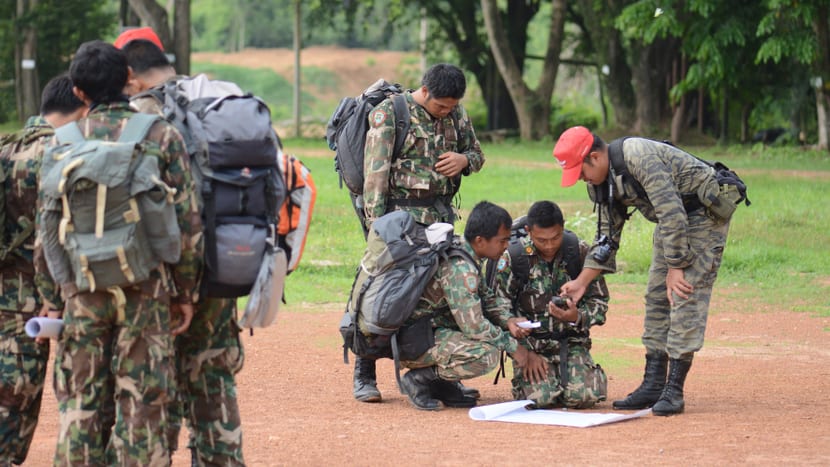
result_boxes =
[469,400,651,428]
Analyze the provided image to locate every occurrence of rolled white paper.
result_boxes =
[25,317,64,339]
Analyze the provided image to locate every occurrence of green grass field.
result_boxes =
[281,138,830,325]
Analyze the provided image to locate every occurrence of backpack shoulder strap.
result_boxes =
[608,136,648,200]
[54,121,86,144]
[118,113,160,144]
[390,94,410,160]
[505,239,530,286]
[560,230,582,280]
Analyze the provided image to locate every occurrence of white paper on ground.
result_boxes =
[24,317,64,339]
[469,400,651,428]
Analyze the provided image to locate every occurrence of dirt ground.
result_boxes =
[19,47,830,465]
[21,283,830,465]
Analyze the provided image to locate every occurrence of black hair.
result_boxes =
[422,63,466,99]
[40,72,84,115]
[122,39,171,74]
[69,40,128,104]
[464,201,511,242]
[526,200,565,229]
[590,134,606,152]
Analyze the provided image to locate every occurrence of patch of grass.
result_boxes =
[280,138,829,325]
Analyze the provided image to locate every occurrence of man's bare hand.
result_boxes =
[507,317,531,339]
[666,267,693,306]
[434,152,468,177]
[512,346,549,384]
[171,303,194,336]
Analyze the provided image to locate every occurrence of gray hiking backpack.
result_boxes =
[39,113,181,292]
[339,211,476,362]
[154,74,287,299]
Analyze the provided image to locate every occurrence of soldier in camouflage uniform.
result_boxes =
[491,201,609,409]
[38,41,201,466]
[0,74,85,467]
[553,126,734,416]
[399,201,547,411]
[120,36,247,466]
[357,63,485,403]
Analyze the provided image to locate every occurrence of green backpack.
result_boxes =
[40,113,181,293]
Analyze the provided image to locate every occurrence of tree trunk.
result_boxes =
[670,56,687,143]
[481,0,566,140]
[422,0,522,131]
[128,0,173,50]
[293,0,301,138]
[173,0,190,75]
[15,0,39,123]
[574,0,636,129]
[630,38,678,134]
[813,3,830,150]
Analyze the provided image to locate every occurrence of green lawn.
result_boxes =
[280,137,830,323]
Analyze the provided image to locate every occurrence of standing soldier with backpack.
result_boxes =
[0,73,85,467]
[354,63,486,404]
[490,201,609,409]
[120,33,293,466]
[39,40,200,466]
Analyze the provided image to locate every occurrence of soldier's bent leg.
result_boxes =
[560,345,607,409]
[177,298,245,467]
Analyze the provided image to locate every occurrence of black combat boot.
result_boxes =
[652,357,693,416]
[613,351,668,410]
[430,379,477,408]
[353,357,382,402]
[456,381,481,399]
[400,367,441,411]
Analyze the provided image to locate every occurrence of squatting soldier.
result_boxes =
[398,201,547,411]
[356,63,486,403]
[491,201,609,408]
[0,74,85,466]
[39,41,201,465]
[120,32,247,466]
[553,126,737,416]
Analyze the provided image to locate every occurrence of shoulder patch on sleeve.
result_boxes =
[370,109,388,128]
[496,258,507,272]
[464,273,478,293]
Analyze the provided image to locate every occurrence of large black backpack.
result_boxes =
[325,79,409,235]
[153,74,287,298]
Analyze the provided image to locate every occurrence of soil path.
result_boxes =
[22,286,830,465]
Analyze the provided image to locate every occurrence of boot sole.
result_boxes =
[355,394,382,403]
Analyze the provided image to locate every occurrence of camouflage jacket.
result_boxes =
[0,117,62,312]
[586,137,720,272]
[408,239,518,354]
[363,92,484,226]
[493,236,609,346]
[38,102,202,303]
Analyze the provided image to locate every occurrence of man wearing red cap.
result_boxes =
[114,27,164,51]
[552,126,738,416]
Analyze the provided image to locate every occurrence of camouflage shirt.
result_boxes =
[38,102,202,303]
[409,239,518,354]
[363,92,485,225]
[0,117,62,312]
[493,236,609,345]
[586,137,720,272]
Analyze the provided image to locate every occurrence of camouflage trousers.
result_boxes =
[510,337,606,409]
[643,212,730,359]
[168,298,244,467]
[405,327,500,381]
[53,285,172,467]
[0,311,49,465]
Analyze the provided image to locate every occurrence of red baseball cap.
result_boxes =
[114,27,164,51]
[552,126,593,187]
